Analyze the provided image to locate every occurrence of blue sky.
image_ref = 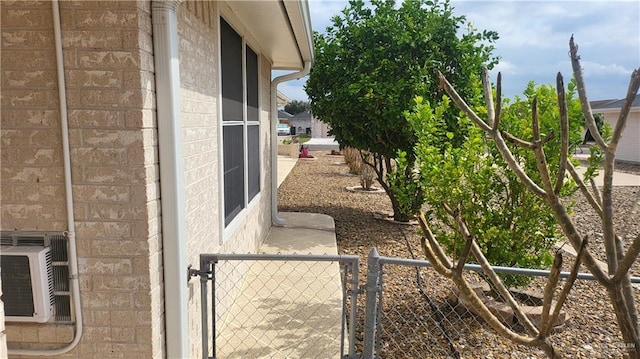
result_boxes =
[277,0,639,103]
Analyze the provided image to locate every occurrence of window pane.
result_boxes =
[248,124,260,200]
[246,45,259,123]
[223,126,245,225]
[221,19,243,122]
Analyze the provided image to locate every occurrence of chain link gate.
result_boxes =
[193,253,360,359]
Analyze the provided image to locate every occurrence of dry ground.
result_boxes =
[278,152,640,358]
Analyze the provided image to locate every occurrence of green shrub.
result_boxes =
[408,82,590,287]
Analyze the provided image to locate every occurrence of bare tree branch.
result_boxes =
[438,71,492,132]
[545,238,588,337]
[589,176,603,207]
[502,131,535,149]
[447,207,540,335]
[482,65,495,127]
[566,161,603,217]
[449,267,560,357]
[554,73,569,195]
[439,71,547,197]
[453,210,475,274]
[531,98,554,193]
[418,213,453,270]
[539,251,562,337]
[569,35,607,150]
[494,72,503,132]
[614,188,640,282]
[614,232,640,283]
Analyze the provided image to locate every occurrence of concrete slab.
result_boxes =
[574,166,640,187]
[216,212,344,358]
[304,137,340,151]
[277,155,298,188]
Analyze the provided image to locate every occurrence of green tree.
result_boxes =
[284,100,310,115]
[305,0,498,221]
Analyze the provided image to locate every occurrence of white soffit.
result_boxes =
[224,0,313,70]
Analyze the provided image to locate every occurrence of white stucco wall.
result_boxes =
[601,110,640,163]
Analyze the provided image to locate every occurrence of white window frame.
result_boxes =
[218,14,262,241]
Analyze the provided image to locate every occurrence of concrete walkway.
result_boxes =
[574,166,640,186]
[277,155,298,188]
[216,213,344,358]
[304,137,340,151]
[218,148,346,359]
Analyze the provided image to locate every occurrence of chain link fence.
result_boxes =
[194,250,640,358]
[196,253,359,359]
[363,249,640,358]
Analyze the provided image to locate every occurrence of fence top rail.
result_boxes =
[200,253,360,264]
[376,255,640,283]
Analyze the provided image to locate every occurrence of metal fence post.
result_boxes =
[348,258,359,359]
[199,255,210,359]
[363,248,381,358]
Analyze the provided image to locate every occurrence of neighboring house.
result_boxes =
[289,109,330,138]
[278,109,293,126]
[311,116,331,138]
[592,94,640,163]
[0,1,313,358]
[290,109,312,136]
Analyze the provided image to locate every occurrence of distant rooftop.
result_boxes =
[278,110,293,118]
[591,94,640,110]
[291,110,312,120]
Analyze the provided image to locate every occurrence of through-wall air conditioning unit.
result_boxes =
[1,246,55,323]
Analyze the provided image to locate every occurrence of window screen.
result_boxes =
[221,19,243,122]
[220,17,261,228]
[223,126,245,225]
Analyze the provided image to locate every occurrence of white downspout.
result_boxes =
[152,1,189,358]
[9,0,84,355]
[270,62,311,226]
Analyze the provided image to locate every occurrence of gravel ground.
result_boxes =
[278,152,640,358]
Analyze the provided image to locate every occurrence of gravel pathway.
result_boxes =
[278,152,640,358]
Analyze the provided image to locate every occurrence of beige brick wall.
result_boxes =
[1,1,160,358]
[178,2,274,357]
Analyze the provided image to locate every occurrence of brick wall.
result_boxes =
[178,2,274,356]
[1,1,160,357]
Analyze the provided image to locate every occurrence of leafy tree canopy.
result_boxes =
[284,100,310,115]
[305,0,499,159]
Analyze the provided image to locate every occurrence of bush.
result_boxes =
[408,85,588,287]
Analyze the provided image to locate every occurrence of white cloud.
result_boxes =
[580,61,636,77]
[309,0,348,33]
[277,80,310,102]
[490,60,518,75]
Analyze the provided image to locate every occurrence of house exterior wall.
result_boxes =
[2,0,277,357]
[290,118,311,136]
[311,117,330,138]
[181,5,273,356]
[601,110,640,163]
[1,1,160,357]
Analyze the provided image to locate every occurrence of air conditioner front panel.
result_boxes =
[1,246,55,323]
[2,254,36,317]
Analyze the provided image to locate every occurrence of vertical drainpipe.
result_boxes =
[270,62,311,225]
[152,1,189,358]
